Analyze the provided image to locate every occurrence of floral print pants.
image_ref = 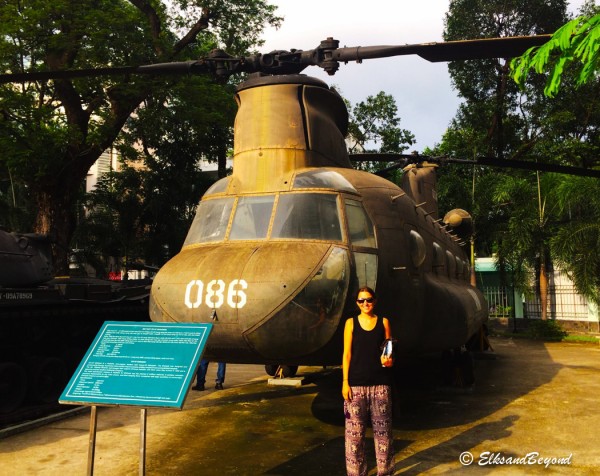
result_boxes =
[344,384,394,476]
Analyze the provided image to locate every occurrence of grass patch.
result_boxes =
[563,334,600,344]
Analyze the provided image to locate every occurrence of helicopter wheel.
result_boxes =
[265,365,299,378]
[0,362,28,414]
[279,365,298,378]
[265,364,278,376]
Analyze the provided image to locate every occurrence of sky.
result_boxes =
[259,0,591,151]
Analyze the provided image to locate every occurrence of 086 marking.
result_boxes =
[185,279,248,309]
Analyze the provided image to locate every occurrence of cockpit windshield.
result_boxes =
[184,192,343,246]
[272,193,342,241]
[229,196,275,240]
[184,197,233,245]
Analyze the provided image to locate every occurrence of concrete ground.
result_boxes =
[1,337,599,475]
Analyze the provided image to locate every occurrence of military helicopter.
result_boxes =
[2,34,563,378]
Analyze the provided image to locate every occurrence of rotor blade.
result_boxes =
[351,153,600,178]
[474,157,600,178]
[350,153,422,162]
[0,61,214,84]
[333,35,552,63]
[0,34,552,83]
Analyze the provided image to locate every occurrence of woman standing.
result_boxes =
[342,286,394,476]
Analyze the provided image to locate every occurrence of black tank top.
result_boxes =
[348,315,392,386]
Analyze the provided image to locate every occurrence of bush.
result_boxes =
[525,320,568,341]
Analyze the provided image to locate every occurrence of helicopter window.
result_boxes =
[229,195,275,240]
[184,198,234,245]
[446,250,456,278]
[272,193,342,241]
[294,170,356,192]
[409,230,426,267]
[345,200,376,248]
[432,242,445,273]
[204,177,230,196]
[455,255,463,278]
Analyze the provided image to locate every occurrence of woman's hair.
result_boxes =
[356,286,377,299]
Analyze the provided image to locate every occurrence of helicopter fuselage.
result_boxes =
[149,74,487,365]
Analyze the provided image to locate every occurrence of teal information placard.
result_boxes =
[60,321,212,408]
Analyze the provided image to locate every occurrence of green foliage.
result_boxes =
[347,91,415,154]
[439,0,600,308]
[550,176,600,305]
[0,0,282,272]
[346,91,414,182]
[511,9,600,97]
[525,319,568,341]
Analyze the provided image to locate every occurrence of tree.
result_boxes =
[443,0,568,159]
[0,0,281,273]
[550,176,600,306]
[347,91,415,154]
[440,1,575,316]
[346,91,415,181]
[511,4,600,97]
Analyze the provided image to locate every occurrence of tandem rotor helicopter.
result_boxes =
[2,32,573,378]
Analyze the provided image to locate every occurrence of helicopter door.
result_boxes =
[344,199,378,288]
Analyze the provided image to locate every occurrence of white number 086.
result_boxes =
[184,279,248,309]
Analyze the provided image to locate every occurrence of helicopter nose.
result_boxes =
[150,243,350,362]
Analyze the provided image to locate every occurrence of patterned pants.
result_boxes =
[344,384,394,476]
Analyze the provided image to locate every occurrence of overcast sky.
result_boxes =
[260,0,591,151]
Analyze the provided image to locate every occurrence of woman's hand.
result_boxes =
[381,355,393,367]
[342,381,352,401]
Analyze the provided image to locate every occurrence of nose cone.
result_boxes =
[150,243,349,362]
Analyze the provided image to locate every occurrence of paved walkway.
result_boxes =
[1,337,599,475]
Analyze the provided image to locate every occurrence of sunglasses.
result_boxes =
[356,298,374,304]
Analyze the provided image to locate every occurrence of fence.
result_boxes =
[482,272,591,321]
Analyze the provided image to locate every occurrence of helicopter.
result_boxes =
[2,33,567,379]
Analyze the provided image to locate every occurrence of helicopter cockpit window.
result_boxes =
[203,177,230,196]
[184,198,234,245]
[345,200,376,248]
[229,195,275,240]
[272,193,342,241]
[293,170,356,193]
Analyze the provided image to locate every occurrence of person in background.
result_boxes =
[193,359,226,390]
[342,286,394,476]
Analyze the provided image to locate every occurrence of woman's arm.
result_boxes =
[342,318,353,401]
[381,317,393,367]
[383,317,392,339]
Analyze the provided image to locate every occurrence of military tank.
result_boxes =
[0,229,150,423]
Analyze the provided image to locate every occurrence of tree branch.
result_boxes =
[128,0,164,56]
[173,8,212,56]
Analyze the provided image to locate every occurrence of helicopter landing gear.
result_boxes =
[466,324,493,352]
[264,365,298,378]
[441,347,474,388]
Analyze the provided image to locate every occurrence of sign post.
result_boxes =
[60,321,212,475]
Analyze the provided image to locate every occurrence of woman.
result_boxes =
[342,286,394,476]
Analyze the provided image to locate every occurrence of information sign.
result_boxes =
[60,321,212,409]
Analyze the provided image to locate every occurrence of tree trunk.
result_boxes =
[539,261,548,320]
[34,189,78,276]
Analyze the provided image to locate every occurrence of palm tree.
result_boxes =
[493,172,562,319]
